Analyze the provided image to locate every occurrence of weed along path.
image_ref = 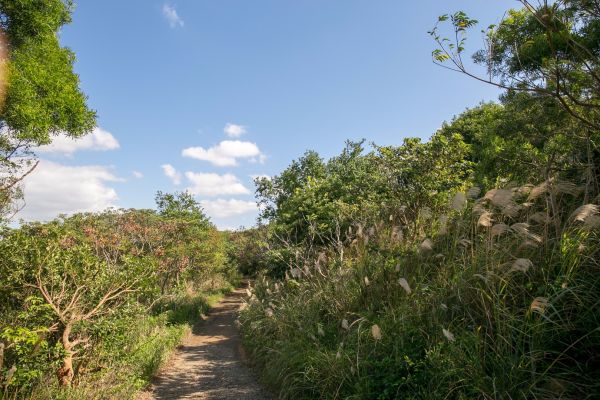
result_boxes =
[138,285,272,400]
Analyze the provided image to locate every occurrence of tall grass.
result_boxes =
[240,183,600,399]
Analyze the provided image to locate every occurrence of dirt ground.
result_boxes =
[137,285,273,400]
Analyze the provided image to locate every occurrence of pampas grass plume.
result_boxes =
[473,202,487,215]
[398,278,412,294]
[438,215,449,234]
[371,324,382,340]
[467,186,481,199]
[528,181,548,201]
[459,238,472,247]
[554,181,581,196]
[341,319,349,330]
[420,238,434,252]
[511,222,542,243]
[442,328,455,342]
[584,215,600,230]
[501,204,522,218]
[451,192,467,211]
[478,211,493,227]
[571,204,599,222]
[511,258,533,273]
[530,297,549,315]
[491,223,509,237]
[484,188,515,208]
[529,211,550,224]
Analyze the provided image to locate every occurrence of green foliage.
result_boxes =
[153,191,224,292]
[226,227,269,276]
[377,133,472,210]
[256,135,473,277]
[2,1,600,399]
[431,1,600,135]
[0,0,95,138]
[0,193,236,398]
[156,190,208,221]
[0,0,96,220]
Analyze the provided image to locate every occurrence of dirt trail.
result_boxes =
[138,284,272,400]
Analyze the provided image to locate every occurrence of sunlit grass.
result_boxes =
[240,185,600,399]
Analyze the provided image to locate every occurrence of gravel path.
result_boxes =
[138,285,272,400]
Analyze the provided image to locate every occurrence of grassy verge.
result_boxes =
[239,198,600,399]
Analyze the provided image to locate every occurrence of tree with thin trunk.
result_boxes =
[1,213,152,386]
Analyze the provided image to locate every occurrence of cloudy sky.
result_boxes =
[18,0,513,229]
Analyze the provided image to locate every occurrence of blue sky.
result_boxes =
[19,0,515,229]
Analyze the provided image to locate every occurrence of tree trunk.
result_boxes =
[57,324,74,386]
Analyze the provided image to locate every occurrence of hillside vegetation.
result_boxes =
[0,4,241,397]
[238,2,600,399]
[0,192,238,399]
[1,1,600,399]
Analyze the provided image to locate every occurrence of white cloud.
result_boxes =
[199,198,258,218]
[251,154,268,164]
[162,4,184,28]
[182,140,264,167]
[132,171,144,179]
[185,172,250,196]
[224,123,247,138]
[218,226,240,232]
[162,164,182,185]
[18,160,121,222]
[250,174,271,181]
[37,127,120,155]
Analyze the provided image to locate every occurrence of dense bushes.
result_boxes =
[226,227,269,277]
[0,192,238,399]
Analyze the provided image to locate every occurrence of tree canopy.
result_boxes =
[0,0,95,220]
